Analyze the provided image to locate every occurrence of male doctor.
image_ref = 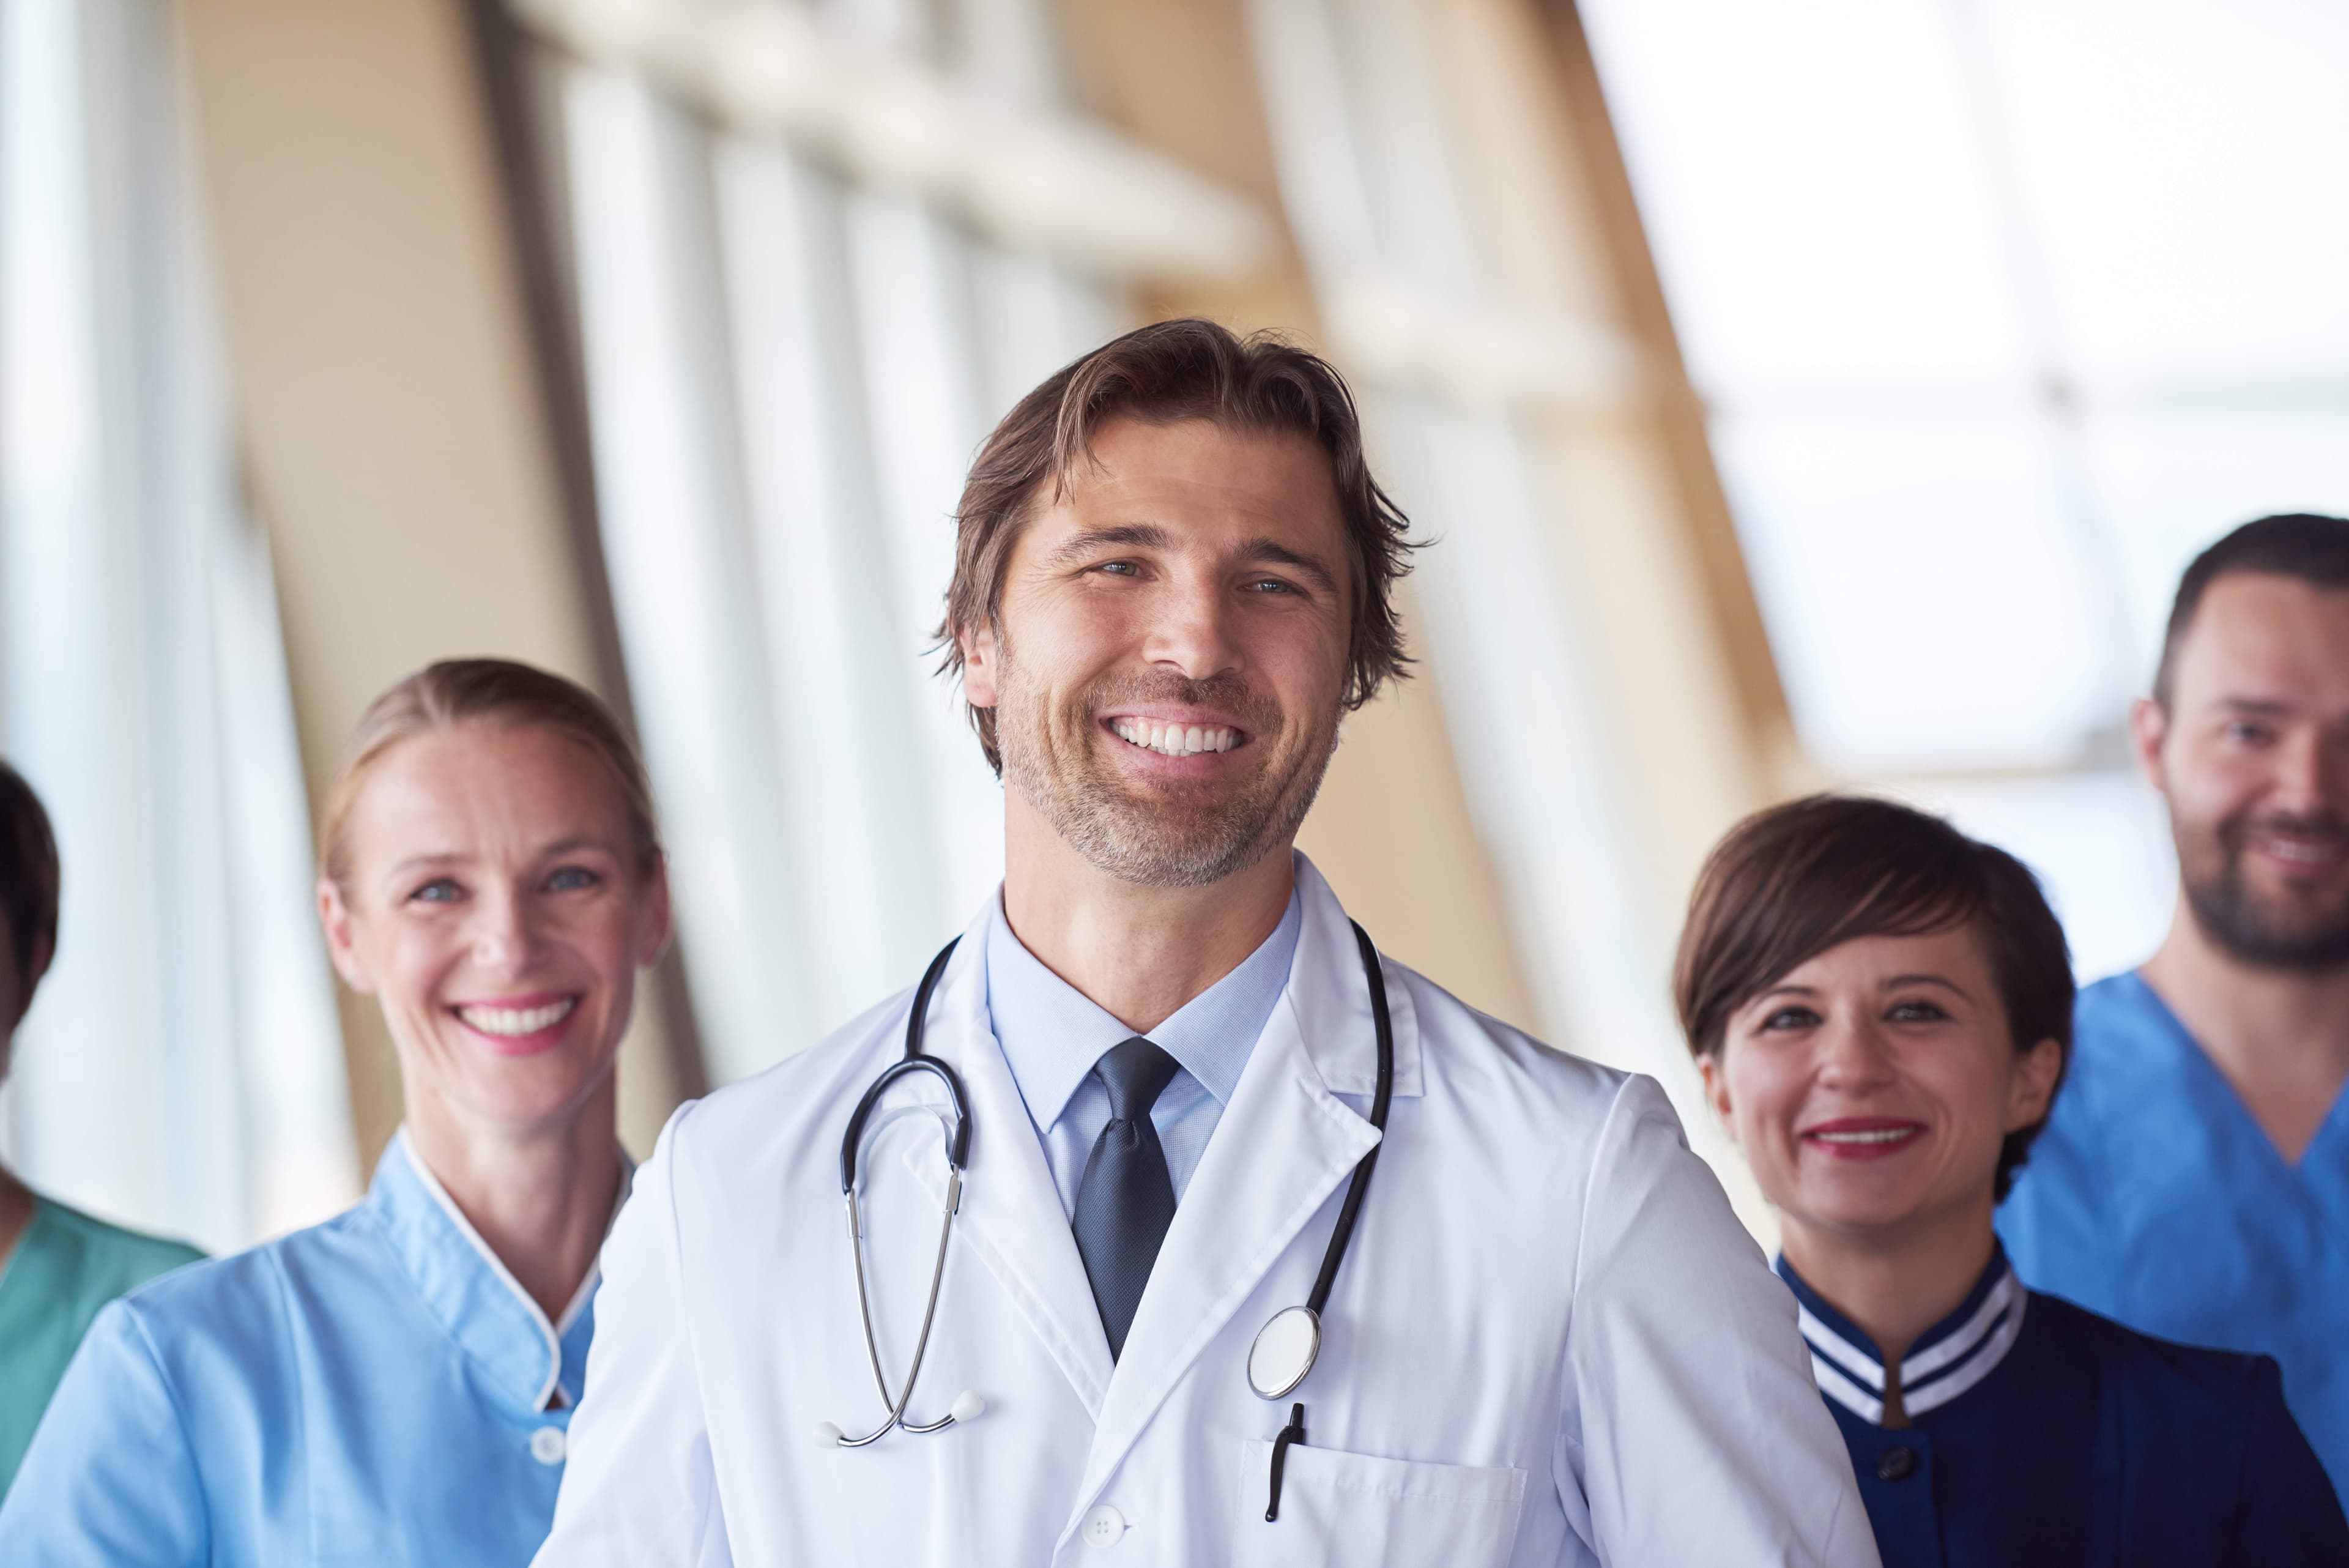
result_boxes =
[535,319,1876,1567]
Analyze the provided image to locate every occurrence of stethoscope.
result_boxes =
[820,919,1395,1522]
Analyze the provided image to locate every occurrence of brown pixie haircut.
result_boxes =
[938,318,1415,775]
[1673,794,2074,1200]
[0,760,61,990]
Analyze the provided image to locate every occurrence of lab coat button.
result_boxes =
[530,1426,567,1465]
[1875,1444,1915,1482]
[1081,1505,1126,1547]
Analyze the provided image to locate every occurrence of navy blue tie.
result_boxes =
[1071,1038,1181,1361]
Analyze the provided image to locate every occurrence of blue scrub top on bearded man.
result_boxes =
[2001,512,2349,1504]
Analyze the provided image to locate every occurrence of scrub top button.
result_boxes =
[530,1427,568,1465]
[1081,1504,1126,1548]
[1875,1444,1915,1482]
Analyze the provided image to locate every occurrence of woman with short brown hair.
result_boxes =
[0,660,670,1566]
[1679,793,2346,1566]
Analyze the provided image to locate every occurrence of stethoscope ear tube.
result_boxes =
[1305,921,1395,1317]
[839,939,970,1194]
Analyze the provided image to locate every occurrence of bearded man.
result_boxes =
[2002,513,2349,1503]
[535,319,1875,1567]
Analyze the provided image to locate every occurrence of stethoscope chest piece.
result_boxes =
[1247,1304,1323,1401]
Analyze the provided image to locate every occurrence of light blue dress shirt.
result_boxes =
[2000,971,2349,1500]
[0,1129,623,1567]
[984,879,1302,1216]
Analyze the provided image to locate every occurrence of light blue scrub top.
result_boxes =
[0,1130,620,1567]
[2000,972,2349,1501]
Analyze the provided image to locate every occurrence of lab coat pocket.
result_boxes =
[1229,1439,1527,1567]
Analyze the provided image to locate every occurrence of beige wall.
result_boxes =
[175,0,686,1172]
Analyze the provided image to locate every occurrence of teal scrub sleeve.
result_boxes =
[0,1298,208,1566]
[2229,1354,2349,1566]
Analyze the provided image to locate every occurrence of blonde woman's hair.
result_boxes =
[319,659,661,893]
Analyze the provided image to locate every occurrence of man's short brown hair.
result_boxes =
[938,318,1414,773]
[1672,793,2074,1200]
[0,761,61,985]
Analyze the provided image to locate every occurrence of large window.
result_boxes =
[1579,0,2349,975]
[514,0,1260,1082]
[0,0,353,1249]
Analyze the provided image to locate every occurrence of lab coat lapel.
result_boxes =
[1070,860,1422,1512]
[899,908,1117,1418]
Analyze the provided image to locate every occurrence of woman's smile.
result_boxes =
[448,990,581,1056]
[1800,1117,1928,1159]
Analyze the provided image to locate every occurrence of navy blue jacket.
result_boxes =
[1781,1249,2348,1567]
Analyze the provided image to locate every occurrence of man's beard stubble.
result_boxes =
[2180,809,2349,972]
[992,647,1340,890]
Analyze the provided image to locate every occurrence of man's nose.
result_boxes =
[1141,576,1243,681]
[2268,727,2339,817]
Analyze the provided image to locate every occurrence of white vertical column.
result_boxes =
[0,0,165,1225]
[562,65,813,1084]
[0,0,352,1247]
[842,188,1008,922]
[713,139,946,1025]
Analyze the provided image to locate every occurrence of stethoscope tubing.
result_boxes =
[831,918,1395,1449]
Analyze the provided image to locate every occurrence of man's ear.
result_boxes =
[960,621,1001,710]
[2128,696,2168,795]
[6,929,54,1031]
[317,878,377,995]
[24,928,53,996]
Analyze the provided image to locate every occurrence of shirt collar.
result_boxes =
[368,1128,633,1413]
[984,869,1305,1132]
[1777,1244,2028,1426]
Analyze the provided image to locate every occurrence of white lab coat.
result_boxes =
[536,858,1877,1567]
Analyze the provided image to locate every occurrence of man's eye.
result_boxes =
[409,878,463,904]
[1245,578,1300,595]
[544,866,600,894]
[2225,721,2274,745]
[1092,560,1141,577]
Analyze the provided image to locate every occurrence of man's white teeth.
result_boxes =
[1110,719,1238,756]
[458,998,577,1036]
[1813,1128,1916,1145]
[2264,837,2343,866]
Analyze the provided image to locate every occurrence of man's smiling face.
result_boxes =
[960,416,1354,888]
[2143,571,2349,969]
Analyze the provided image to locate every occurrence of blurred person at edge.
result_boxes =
[0,762,203,1496]
[1680,794,2348,1566]
[0,660,670,1566]
[530,319,1876,1567]
[1998,515,2349,1499]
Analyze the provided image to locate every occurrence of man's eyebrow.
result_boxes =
[1238,537,1340,596]
[2216,696,2292,716]
[1038,523,1175,571]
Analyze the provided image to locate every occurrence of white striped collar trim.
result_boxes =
[1781,1252,2028,1427]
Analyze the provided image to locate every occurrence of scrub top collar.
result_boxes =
[984,869,1304,1131]
[374,1129,633,1413]
[1778,1244,2027,1427]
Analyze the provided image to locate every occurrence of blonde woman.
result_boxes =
[0,661,669,1566]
